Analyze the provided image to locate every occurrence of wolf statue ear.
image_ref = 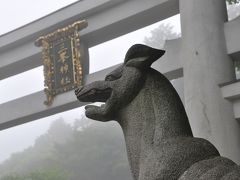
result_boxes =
[124,44,165,69]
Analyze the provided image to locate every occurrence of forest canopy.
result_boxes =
[0,118,132,180]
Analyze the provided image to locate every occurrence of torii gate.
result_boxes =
[0,0,240,163]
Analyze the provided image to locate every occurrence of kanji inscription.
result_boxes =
[35,20,88,105]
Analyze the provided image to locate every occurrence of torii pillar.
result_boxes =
[180,0,240,163]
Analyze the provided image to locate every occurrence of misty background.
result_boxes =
[0,0,239,179]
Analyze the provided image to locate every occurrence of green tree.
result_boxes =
[0,119,132,180]
[0,174,24,180]
[144,23,180,49]
[0,168,68,180]
[227,0,240,5]
[25,168,67,180]
[228,1,240,20]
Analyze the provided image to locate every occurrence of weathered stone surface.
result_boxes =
[75,44,240,179]
[179,156,237,180]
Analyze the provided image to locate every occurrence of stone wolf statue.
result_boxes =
[75,44,240,180]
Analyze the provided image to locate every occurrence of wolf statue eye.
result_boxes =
[105,74,116,81]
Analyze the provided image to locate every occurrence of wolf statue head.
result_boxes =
[75,44,165,121]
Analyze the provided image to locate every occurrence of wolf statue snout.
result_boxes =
[75,44,240,180]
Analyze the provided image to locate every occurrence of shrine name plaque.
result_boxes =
[35,20,88,105]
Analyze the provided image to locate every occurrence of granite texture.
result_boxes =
[75,44,240,180]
